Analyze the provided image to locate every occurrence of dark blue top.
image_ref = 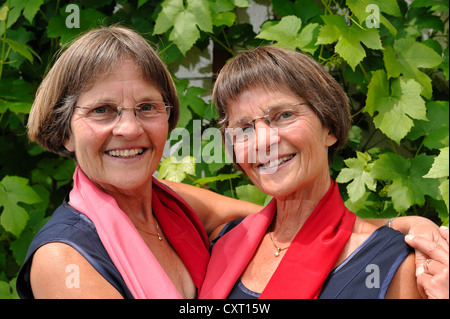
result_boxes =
[16,198,134,299]
[213,220,413,299]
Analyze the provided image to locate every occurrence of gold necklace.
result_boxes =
[268,227,290,257]
[135,222,163,241]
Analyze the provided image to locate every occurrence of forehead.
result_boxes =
[77,60,162,104]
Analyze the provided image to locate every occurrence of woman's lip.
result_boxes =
[105,147,147,158]
[104,146,147,152]
[256,153,296,166]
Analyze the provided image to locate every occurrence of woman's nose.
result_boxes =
[254,121,280,152]
[112,109,144,140]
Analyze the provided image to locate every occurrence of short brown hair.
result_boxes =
[27,25,179,158]
[213,46,351,165]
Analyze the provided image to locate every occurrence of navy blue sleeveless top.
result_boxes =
[16,197,134,299]
[213,220,413,299]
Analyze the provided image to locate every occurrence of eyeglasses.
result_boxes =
[74,101,172,124]
[226,102,309,145]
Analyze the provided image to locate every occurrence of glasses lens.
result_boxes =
[86,105,118,123]
[268,106,298,128]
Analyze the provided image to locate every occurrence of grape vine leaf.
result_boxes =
[407,101,449,150]
[316,14,382,70]
[0,176,41,237]
[154,0,213,55]
[256,15,320,54]
[346,0,401,36]
[424,147,449,215]
[336,151,376,203]
[236,184,271,206]
[423,147,449,179]
[372,153,440,212]
[7,0,44,25]
[383,38,443,99]
[158,156,196,182]
[365,70,427,144]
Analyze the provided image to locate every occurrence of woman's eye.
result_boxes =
[279,111,294,119]
[91,106,108,114]
[89,105,115,116]
[241,125,254,134]
[140,103,156,112]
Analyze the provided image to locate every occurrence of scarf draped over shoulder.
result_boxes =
[199,180,355,299]
[69,166,210,298]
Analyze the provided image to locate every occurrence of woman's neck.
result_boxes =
[272,176,331,243]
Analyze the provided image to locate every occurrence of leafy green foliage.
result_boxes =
[0,0,448,298]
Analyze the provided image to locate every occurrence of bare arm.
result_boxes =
[30,243,123,299]
[385,253,422,299]
[161,180,262,237]
[162,181,444,241]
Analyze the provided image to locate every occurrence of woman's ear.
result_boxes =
[325,129,338,147]
[64,135,75,152]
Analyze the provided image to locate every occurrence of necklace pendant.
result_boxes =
[158,236,162,241]
[274,248,281,257]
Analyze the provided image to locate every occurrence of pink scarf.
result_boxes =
[69,166,209,298]
[199,180,355,299]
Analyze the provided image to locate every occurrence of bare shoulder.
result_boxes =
[30,242,123,299]
[335,217,378,266]
[385,252,422,299]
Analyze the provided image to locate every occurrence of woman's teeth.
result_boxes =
[107,148,144,158]
[260,154,294,169]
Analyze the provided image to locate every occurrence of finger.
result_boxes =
[417,271,449,299]
[405,235,449,264]
[439,226,449,245]
[424,258,448,276]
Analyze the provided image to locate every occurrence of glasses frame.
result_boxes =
[74,101,172,124]
[226,102,309,145]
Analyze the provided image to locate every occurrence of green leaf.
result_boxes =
[408,101,449,149]
[383,38,443,99]
[365,70,427,144]
[0,281,12,299]
[423,147,449,179]
[9,0,44,23]
[158,156,196,182]
[236,184,271,206]
[257,15,320,54]
[346,0,401,35]
[0,176,41,237]
[316,14,382,70]
[194,172,241,187]
[372,153,440,212]
[47,7,106,44]
[4,38,36,63]
[138,0,149,8]
[0,6,8,21]
[154,0,213,55]
[439,179,449,215]
[336,151,376,202]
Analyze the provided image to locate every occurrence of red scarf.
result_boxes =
[199,180,355,299]
[69,166,210,298]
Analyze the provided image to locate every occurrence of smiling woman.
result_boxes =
[16,26,209,299]
[200,46,424,299]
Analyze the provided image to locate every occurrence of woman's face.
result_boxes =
[64,59,168,194]
[227,87,337,199]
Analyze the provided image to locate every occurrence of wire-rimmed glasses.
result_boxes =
[74,101,172,125]
[226,102,309,145]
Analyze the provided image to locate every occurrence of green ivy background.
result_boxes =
[0,0,448,298]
